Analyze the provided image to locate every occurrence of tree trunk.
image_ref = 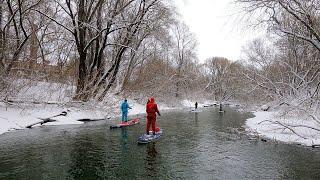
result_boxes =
[29,21,39,71]
[74,0,88,100]
[74,45,87,100]
[0,0,4,75]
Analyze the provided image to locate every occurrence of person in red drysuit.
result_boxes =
[146,97,161,135]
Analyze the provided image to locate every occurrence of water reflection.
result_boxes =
[194,112,198,122]
[146,143,158,177]
[121,127,128,149]
[67,132,105,179]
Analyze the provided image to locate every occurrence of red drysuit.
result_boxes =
[146,97,161,134]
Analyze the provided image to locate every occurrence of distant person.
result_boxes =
[195,102,198,109]
[121,99,132,122]
[219,103,225,113]
[146,97,161,135]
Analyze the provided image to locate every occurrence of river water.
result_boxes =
[0,107,319,179]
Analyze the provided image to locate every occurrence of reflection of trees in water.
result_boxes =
[146,142,158,177]
[194,112,198,123]
[216,108,246,129]
[115,127,138,178]
[121,127,128,149]
[67,133,105,179]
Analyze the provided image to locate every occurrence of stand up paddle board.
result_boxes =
[137,128,163,144]
[190,109,202,113]
[110,118,140,129]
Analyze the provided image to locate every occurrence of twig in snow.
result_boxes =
[258,120,307,139]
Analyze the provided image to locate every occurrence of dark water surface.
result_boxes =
[0,108,320,180]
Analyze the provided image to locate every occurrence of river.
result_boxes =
[0,107,319,179]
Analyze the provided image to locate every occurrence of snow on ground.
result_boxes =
[115,98,177,117]
[246,111,320,146]
[181,99,195,107]
[181,99,217,108]
[0,96,181,136]
[3,79,75,102]
[0,103,86,135]
[127,100,145,116]
[0,98,180,134]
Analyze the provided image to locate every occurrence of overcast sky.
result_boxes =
[175,0,262,62]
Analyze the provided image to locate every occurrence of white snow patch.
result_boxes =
[181,99,194,107]
[126,99,176,116]
[182,99,211,108]
[246,111,320,146]
[2,79,75,102]
[0,105,83,134]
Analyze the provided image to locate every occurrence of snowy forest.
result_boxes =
[1,0,319,114]
[0,0,319,138]
[1,0,202,103]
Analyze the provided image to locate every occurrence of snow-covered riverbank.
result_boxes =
[1,99,214,135]
[246,111,320,146]
[0,99,177,135]
[0,79,181,135]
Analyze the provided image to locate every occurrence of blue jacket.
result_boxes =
[121,101,131,113]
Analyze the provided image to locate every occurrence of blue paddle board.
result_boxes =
[137,128,163,144]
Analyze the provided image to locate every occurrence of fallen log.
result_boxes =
[77,118,105,122]
[25,111,67,128]
[26,118,56,128]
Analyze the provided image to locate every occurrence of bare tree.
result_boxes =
[238,0,320,110]
[31,0,174,101]
[171,22,198,98]
[2,0,42,75]
[237,0,320,51]
[204,57,240,102]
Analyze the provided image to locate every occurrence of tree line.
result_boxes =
[0,0,319,120]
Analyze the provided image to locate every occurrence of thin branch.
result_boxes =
[258,119,308,139]
[31,9,74,34]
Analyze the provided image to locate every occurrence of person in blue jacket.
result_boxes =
[121,99,132,122]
